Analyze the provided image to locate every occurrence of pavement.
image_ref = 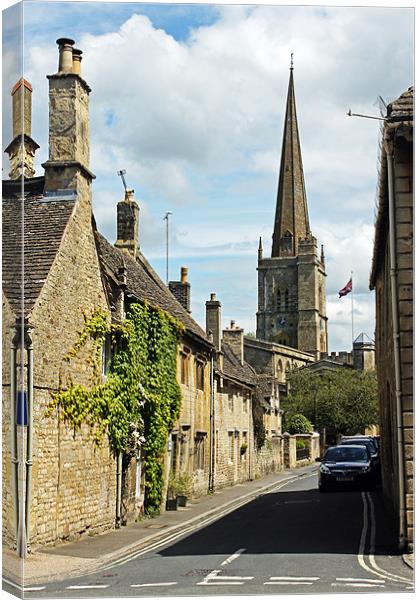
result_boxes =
[2,463,319,587]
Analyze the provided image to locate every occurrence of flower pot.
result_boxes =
[165,498,178,511]
[177,495,188,507]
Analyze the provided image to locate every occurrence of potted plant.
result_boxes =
[166,474,179,511]
[176,473,192,507]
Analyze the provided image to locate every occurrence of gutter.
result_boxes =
[385,140,407,551]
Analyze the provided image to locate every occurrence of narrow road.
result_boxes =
[6,472,413,597]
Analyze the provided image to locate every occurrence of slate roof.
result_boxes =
[2,177,77,316]
[219,341,256,388]
[94,230,211,347]
[386,86,414,122]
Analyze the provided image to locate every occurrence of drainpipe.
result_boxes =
[25,325,34,551]
[208,349,215,492]
[10,326,19,548]
[385,141,407,551]
[116,451,123,528]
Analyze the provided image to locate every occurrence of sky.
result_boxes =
[1,0,414,352]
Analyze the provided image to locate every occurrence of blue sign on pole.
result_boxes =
[16,391,28,426]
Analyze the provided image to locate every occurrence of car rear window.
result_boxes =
[324,447,368,463]
[341,439,375,454]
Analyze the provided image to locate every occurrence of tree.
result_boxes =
[288,413,312,434]
[283,367,378,436]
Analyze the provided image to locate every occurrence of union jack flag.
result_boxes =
[338,278,352,298]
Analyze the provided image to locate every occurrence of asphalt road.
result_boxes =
[6,472,414,597]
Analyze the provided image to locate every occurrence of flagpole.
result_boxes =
[351,270,354,345]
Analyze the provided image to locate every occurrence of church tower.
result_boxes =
[256,59,328,358]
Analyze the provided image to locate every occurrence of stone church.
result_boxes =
[256,62,328,359]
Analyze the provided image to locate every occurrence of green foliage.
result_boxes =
[252,399,266,450]
[283,368,379,436]
[49,303,183,514]
[168,472,192,498]
[295,439,309,449]
[288,413,312,434]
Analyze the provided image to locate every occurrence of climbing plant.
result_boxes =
[49,302,183,513]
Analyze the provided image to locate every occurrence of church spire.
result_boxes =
[271,59,311,257]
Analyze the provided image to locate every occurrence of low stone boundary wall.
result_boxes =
[283,432,320,468]
[253,435,283,479]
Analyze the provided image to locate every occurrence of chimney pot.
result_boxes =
[181,267,188,284]
[210,293,217,301]
[56,37,75,73]
[72,48,83,75]
[230,320,235,329]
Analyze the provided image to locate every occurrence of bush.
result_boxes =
[288,413,312,435]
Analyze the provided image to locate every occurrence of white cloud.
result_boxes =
[2,3,413,353]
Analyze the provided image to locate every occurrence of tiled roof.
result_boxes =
[387,86,414,122]
[219,341,256,387]
[2,177,77,316]
[94,231,211,347]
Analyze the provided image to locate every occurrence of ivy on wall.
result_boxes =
[49,302,183,513]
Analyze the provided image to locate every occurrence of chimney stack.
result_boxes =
[223,320,244,366]
[169,267,191,313]
[206,293,221,352]
[42,37,95,192]
[115,189,140,259]
[4,79,39,180]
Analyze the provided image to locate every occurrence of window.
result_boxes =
[285,288,289,310]
[102,334,113,377]
[180,352,189,385]
[194,433,206,470]
[228,393,234,412]
[242,396,248,413]
[196,360,205,391]
[276,288,282,309]
[228,431,234,462]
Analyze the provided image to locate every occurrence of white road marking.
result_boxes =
[66,584,110,589]
[220,548,246,565]
[358,492,413,585]
[196,568,253,586]
[131,582,178,587]
[2,580,46,592]
[269,576,319,581]
[332,583,385,588]
[336,577,385,583]
[264,581,315,586]
[197,581,244,585]
[366,492,413,584]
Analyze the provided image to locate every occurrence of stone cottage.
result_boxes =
[2,37,214,552]
[3,40,115,551]
[369,86,413,552]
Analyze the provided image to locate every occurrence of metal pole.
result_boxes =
[25,327,34,552]
[164,212,172,285]
[116,451,123,528]
[10,328,19,548]
[351,270,354,344]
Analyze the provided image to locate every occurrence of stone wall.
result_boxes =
[253,437,283,479]
[170,340,211,499]
[2,297,16,546]
[213,380,253,489]
[22,174,114,548]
